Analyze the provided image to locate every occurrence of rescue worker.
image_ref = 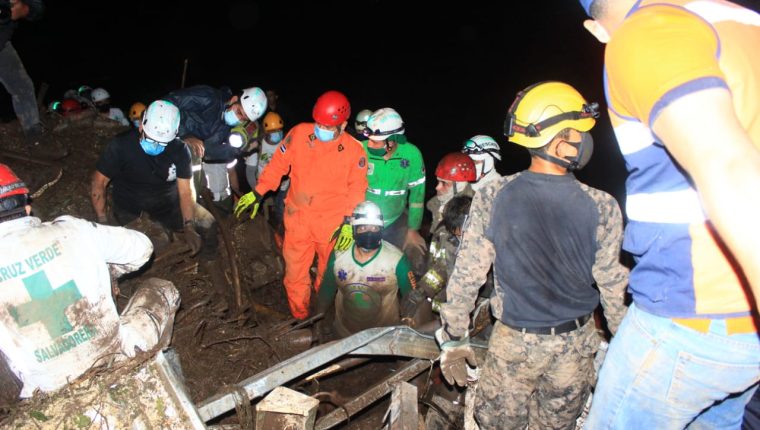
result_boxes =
[0,163,179,399]
[59,99,82,117]
[234,90,368,320]
[63,86,95,110]
[350,108,372,139]
[426,152,476,233]
[317,201,415,337]
[436,81,629,430]
[362,107,427,269]
[0,0,67,159]
[251,111,288,231]
[128,102,146,128]
[244,111,282,190]
[462,135,502,191]
[401,195,472,328]
[90,100,201,255]
[90,87,129,127]
[164,85,267,209]
[578,0,760,426]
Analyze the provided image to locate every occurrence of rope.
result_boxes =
[30,167,63,199]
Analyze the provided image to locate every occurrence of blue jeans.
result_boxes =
[585,303,760,429]
[0,42,41,135]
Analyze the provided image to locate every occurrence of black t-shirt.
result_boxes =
[485,171,601,327]
[96,129,192,209]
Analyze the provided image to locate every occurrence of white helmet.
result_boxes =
[142,100,181,143]
[354,109,372,134]
[352,201,384,228]
[462,135,501,179]
[240,87,267,122]
[91,87,110,103]
[365,108,405,141]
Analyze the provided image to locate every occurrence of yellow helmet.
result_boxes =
[129,102,147,121]
[504,81,598,148]
[263,111,284,132]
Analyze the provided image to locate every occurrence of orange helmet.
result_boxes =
[129,102,147,121]
[312,90,350,126]
[263,111,284,132]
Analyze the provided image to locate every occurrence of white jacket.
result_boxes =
[0,215,152,397]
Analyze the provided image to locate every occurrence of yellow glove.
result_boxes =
[233,191,261,219]
[332,219,354,251]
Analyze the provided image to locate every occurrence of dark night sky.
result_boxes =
[4,0,757,206]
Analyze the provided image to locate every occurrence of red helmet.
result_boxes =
[61,98,82,115]
[0,163,29,201]
[435,153,477,182]
[312,90,351,126]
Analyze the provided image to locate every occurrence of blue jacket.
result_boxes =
[164,85,238,162]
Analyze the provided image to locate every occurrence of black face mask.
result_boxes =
[355,230,382,250]
[563,132,594,170]
[529,131,595,171]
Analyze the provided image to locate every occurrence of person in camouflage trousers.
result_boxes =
[436,81,629,430]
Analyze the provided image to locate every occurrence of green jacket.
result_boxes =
[362,141,426,229]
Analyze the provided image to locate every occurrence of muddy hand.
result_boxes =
[184,137,205,158]
[234,191,261,220]
[404,229,427,254]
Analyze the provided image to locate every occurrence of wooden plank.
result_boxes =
[387,382,418,430]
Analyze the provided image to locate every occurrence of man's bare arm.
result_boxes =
[90,170,111,223]
[653,87,760,300]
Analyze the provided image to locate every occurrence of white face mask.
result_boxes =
[469,153,494,180]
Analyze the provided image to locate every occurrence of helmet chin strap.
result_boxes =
[529,149,574,170]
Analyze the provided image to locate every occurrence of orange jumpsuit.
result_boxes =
[255,123,368,319]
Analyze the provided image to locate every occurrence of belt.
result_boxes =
[504,313,592,335]
[672,315,757,335]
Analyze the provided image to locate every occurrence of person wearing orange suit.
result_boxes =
[234,90,368,320]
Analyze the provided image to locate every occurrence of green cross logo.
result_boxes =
[8,271,82,338]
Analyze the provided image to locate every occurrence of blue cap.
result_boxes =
[580,0,594,16]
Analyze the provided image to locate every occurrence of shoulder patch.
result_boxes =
[359,157,366,168]
[279,143,287,154]
[400,159,409,168]
[338,144,344,152]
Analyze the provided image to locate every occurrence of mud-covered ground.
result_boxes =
[0,114,406,428]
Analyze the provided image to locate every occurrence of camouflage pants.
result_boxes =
[474,319,599,430]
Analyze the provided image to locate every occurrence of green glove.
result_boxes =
[234,191,261,219]
[435,327,477,387]
[332,219,353,252]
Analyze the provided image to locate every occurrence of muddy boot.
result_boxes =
[26,127,69,160]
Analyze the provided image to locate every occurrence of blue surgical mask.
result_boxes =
[269,130,283,144]
[314,125,335,142]
[132,119,141,128]
[223,108,241,127]
[140,138,166,156]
